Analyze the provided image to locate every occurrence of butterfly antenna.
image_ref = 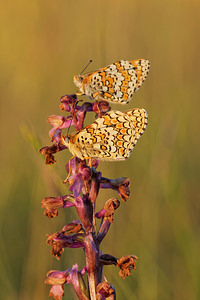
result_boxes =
[66,116,73,138]
[80,59,93,75]
[68,60,92,135]
[66,100,80,138]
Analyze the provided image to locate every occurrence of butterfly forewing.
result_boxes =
[74,59,150,104]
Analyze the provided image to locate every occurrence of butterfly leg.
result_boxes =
[88,157,93,178]
[93,92,101,116]
[88,157,93,169]
[63,155,76,183]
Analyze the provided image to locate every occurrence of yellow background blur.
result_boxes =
[1,0,200,299]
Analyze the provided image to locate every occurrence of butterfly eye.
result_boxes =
[77,76,83,82]
[61,135,70,147]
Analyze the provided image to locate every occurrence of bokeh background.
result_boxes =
[1,0,200,299]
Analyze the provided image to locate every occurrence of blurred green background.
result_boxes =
[1,0,200,299]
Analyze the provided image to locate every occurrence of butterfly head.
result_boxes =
[61,134,70,148]
[73,75,84,93]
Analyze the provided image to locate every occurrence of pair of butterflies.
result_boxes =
[62,59,150,161]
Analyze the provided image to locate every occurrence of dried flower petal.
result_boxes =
[96,198,120,223]
[117,255,138,279]
[96,280,116,299]
[45,270,71,285]
[45,153,56,165]
[47,232,85,259]
[100,177,130,201]
[41,195,75,219]
[39,144,66,165]
[61,221,85,234]
[99,254,138,279]
[49,284,64,300]
[39,144,65,155]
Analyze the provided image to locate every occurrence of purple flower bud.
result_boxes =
[75,109,87,131]
[68,174,84,198]
[48,115,74,130]
[60,94,78,112]
[88,170,101,203]
[74,196,93,232]
[45,265,89,300]
[99,254,118,266]
[96,198,120,242]
[70,264,89,300]
[96,220,111,245]
[67,158,100,199]
[45,269,71,300]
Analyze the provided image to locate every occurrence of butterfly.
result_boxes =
[62,108,148,161]
[74,59,150,104]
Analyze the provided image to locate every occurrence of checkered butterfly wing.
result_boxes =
[125,108,148,140]
[71,109,148,160]
[74,59,150,104]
